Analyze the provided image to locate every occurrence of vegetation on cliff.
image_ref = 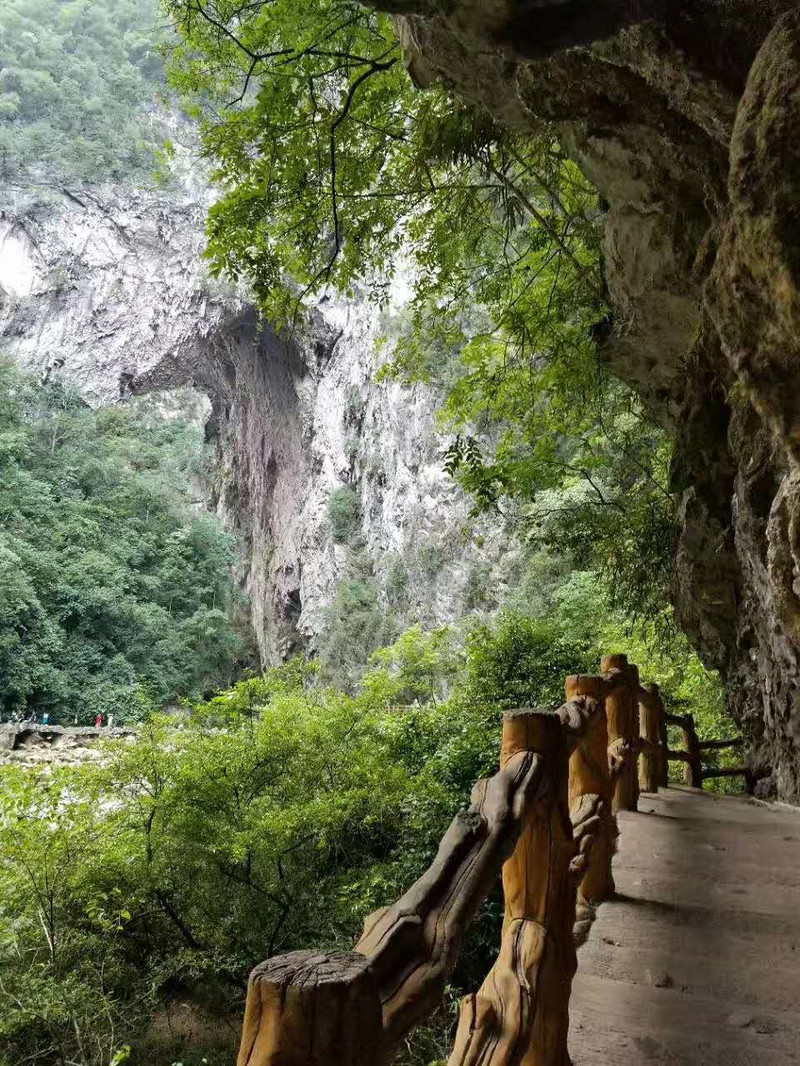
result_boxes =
[0,364,246,723]
[0,0,168,182]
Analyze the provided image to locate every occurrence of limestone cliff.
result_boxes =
[0,180,516,666]
[370,0,800,800]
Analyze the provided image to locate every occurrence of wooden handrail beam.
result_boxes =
[666,749,692,763]
[563,669,627,701]
[356,745,547,1056]
[701,766,749,779]
[663,711,694,728]
[698,737,744,751]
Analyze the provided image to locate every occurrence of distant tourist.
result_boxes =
[42,712,50,725]
[94,712,103,728]
[107,714,114,730]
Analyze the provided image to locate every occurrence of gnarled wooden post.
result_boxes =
[601,654,639,812]
[637,682,664,793]
[449,701,599,1066]
[565,673,615,928]
[356,745,548,1060]
[680,713,703,789]
[237,951,385,1066]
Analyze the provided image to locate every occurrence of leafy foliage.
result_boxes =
[0,0,170,182]
[0,365,246,722]
[164,2,601,322]
[0,645,488,1065]
[464,612,593,710]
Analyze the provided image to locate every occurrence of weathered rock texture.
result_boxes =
[0,182,517,666]
[372,1,800,801]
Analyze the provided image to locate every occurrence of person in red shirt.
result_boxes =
[94,713,103,728]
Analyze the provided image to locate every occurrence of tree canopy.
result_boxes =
[0,364,246,722]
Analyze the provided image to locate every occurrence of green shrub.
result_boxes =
[344,385,364,426]
[463,561,496,611]
[416,538,447,580]
[318,552,396,687]
[0,656,490,1065]
[465,611,593,710]
[385,555,410,607]
[327,486,361,544]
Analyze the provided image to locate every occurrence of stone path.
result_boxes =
[569,786,800,1065]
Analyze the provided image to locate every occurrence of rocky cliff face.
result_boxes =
[0,180,516,666]
[373,0,800,800]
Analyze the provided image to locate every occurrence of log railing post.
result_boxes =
[449,708,580,1066]
[657,697,670,788]
[565,673,615,925]
[681,713,703,789]
[600,654,639,812]
[236,951,386,1066]
[637,682,664,793]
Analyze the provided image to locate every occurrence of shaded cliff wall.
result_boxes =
[0,182,517,665]
[372,1,800,800]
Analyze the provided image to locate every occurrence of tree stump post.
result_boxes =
[236,950,386,1066]
[638,682,664,793]
[449,710,577,1066]
[601,654,639,812]
[681,715,703,789]
[565,673,615,920]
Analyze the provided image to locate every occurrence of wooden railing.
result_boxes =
[661,709,751,789]
[236,653,747,1066]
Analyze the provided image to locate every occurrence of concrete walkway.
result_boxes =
[569,787,800,1065]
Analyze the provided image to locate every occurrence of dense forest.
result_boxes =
[0,0,166,182]
[0,364,245,722]
[0,2,750,1065]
